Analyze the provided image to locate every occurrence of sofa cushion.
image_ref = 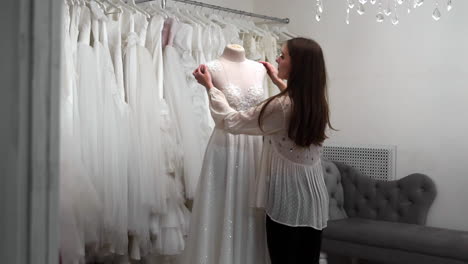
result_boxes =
[333,161,436,225]
[324,218,468,262]
[322,160,347,220]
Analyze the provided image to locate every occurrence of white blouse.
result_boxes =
[208,87,329,230]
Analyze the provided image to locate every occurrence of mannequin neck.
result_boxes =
[220,44,246,62]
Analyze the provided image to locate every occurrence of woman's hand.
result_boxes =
[260,61,287,91]
[193,65,214,90]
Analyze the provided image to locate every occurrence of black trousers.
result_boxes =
[266,215,323,264]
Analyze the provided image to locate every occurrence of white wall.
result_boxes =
[253,0,468,231]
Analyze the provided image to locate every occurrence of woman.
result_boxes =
[193,37,332,264]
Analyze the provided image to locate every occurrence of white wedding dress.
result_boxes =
[180,59,270,264]
[60,4,102,263]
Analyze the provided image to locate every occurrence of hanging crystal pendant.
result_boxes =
[414,0,424,8]
[391,10,399,24]
[432,3,441,20]
[315,0,322,21]
[317,0,324,13]
[357,3,366,15]
[384,0,392,16]
[397,0,404,4]
[377,0,385,22]
[346,8,350,24]
[316,12,322,21]
[384,7,392,16]
[370,0,377,4]
[359,0,368,4]
[348,0,356,8]
[376,12,385,22]
[447,0,452,11]
[407,0,412,13]
[432,8,441,20]
[391,0,399,24]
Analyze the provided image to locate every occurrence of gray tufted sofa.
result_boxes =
[321,160,468,264]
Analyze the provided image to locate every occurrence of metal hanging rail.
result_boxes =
[135,0,290,24]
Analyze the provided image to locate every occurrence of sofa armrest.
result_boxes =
[333,161,436,225]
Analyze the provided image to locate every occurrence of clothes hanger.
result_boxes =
[227,16,253,34]
[90,0,106,11]
[168,2,200,24]
[278,26,297,38]
[112,0,146,17]
[147,1,171,18]
[191,6,216,26]
[127,0,151,18]
[99,0,123,15]
[258,24,280,40]
[208,10,229,27]
[89,0,109,20]
[179,2,210,25]
[244,20,268,37]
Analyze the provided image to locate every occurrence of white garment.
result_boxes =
[106,12,130,255]
[146,15,165,100]
[122,11,151,259]
[96,9,131,254]
[222,24,242,46]
[152,100,189,257]
[163,19,204,200]
[208,89,329,229]
[243,33,262,61]
[180,58,269,264]
[60,4,102,263]
[75,5,104,244]
[174,22,213,174]
[260,33,280,97]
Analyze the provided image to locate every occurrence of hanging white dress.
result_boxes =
[60,4,101,263]
[135,13,164,218]
[88,2,130,255]
[105,11,130,256]
[59,4,84,263]
[180,59,270,264]
[163,18,204,200]
[152,17,192,257]
[122,10,148,260]
[173,22,212,179]
[75,5,103,246]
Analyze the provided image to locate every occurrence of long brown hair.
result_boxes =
[259,37,334,147]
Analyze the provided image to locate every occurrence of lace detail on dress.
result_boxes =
[223,83,264,111]
[206,60,222,72]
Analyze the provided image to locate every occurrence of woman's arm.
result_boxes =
[260,61,287,92]
[193,65,287,135]
[208,87,286,135]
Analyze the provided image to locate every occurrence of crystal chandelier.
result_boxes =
[314,0,454,25]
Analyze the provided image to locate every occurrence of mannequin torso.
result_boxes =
[206,44,266,111]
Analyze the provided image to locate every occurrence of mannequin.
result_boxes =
[181,45,270,264]
[208,44,266,112]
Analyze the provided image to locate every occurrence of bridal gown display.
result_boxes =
[60,4,102,263]
[105,9,130,256]
[59,2,291,261]
[180,48,270,264]
[163,18,205,200]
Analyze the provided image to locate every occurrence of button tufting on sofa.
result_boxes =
[321,159,468,264]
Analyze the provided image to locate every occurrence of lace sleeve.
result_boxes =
[208,87,287,135]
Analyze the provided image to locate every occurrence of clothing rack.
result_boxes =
[135,0,290,24]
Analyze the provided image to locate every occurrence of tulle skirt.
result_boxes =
[180,128,270,264]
